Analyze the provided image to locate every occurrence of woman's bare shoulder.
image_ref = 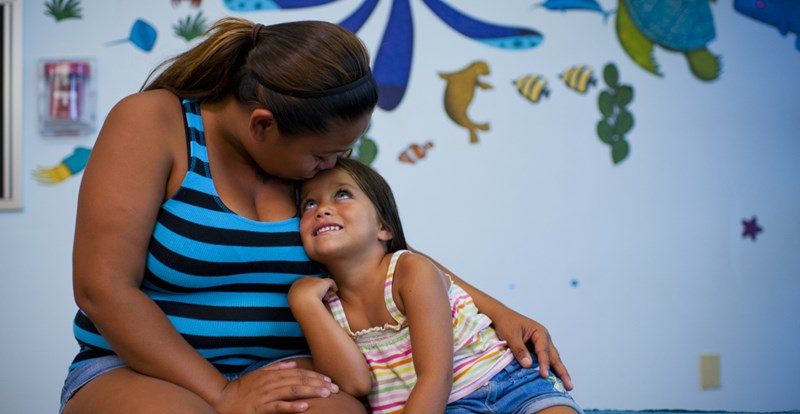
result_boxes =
[109,89,181,124]
[90,89,187,181]
[98,90,184,147]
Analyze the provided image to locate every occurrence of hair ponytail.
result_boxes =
[141,17,378,136]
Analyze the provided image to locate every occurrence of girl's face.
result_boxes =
[299,168,392,263]
[259,114,370,180]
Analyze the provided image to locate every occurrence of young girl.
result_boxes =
[289,157,584,414]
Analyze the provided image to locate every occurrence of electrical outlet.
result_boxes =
[700,354,721,389]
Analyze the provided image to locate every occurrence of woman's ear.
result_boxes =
[249,108,276,142]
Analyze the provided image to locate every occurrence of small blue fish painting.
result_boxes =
[534,0,615,22]
[514,74,550,104]
[107,19,157,52]
[734,0,800,51]
[224,0,337,11]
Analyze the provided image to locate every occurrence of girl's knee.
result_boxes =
[536,406,580,414]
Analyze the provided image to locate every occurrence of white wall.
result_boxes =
[1,1,798,413]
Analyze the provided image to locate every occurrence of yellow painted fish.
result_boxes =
[560,65,596,94]
[513,74,550,104]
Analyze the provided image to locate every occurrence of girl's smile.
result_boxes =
[299,168,392,262]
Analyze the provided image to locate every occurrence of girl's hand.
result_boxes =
[492,311,574,391]
[213,361,340,414]
[289,277,337,302]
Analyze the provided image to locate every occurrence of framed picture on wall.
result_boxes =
[0,0,21,210]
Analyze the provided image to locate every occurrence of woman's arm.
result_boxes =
[410,249,573,390]
[395,253,455,414]
[73,92,336,413]
[288,277,373,396]
[73,91,230,403]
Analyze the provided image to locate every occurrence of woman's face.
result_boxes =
[260,114,371,180]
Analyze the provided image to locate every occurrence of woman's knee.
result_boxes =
[63,368,216,414]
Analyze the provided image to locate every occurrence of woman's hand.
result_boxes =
[405,247,575,390]
[492,310,574,391]
[213,361,340,414]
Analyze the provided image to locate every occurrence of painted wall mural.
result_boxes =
[615,0,721,82]
[514,73,550,105]
[106,19,158,52]
[32,146,91,185]
[742,216,764,241]
[560,65,597,94]
[35,0,790,245]
[174,11,208,41]
[535,0,615,22]
[734,0,800,51]
[45,0,82,22]
[596,63,634,164]
[398,141,434,164]
[439,61,492,144]
[223,0,543,110]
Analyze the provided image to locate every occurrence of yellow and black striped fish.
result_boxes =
[560,65,596,94]
[513,74,550,104]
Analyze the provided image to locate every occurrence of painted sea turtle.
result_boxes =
[616,0,721,81]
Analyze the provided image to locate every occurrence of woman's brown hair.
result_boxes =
[142,17,377,136]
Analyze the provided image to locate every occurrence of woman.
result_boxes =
[62,17,571,414]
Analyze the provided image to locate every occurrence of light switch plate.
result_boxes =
[700,354,721,389]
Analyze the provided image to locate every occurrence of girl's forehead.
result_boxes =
[302,168,353,192]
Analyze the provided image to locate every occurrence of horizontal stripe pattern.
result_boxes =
[71,99,318,374]
[327,251,512,413]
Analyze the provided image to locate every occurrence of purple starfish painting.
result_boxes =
[741,216,763,241]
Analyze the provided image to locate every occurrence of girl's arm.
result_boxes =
[394,253,455,414]
[410,249,573,390]
[288,277,373,396]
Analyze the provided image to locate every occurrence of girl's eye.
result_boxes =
[302,200,317,211]
[335,190,352,200]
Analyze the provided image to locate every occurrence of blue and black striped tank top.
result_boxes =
[70,99,320,373]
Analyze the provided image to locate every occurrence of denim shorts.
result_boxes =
[59,355,307,414]
[445,360,584,414]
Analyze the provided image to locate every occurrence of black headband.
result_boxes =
[254,70,373,99]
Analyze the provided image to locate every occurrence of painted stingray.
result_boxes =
[224,0,543,111]
[107,19,158,52]
[734,0,800,51]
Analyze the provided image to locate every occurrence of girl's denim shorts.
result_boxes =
[59,354,306,414]
[446,359,585,414]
